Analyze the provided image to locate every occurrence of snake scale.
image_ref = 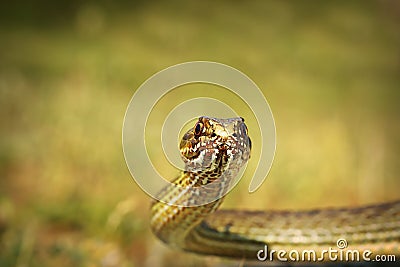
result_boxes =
[150,116,400,260]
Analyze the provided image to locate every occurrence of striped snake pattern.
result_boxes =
[150,116,400,259]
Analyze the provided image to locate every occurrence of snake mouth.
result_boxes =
[180,143,200,160]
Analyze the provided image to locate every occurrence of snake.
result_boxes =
[150,116,400,260]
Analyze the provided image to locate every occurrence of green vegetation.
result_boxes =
[1,1,399,266]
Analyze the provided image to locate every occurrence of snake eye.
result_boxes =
[194,122,203,136]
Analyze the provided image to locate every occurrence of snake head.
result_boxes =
[179,116,251,171]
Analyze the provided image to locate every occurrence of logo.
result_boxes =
[122,61,276,206]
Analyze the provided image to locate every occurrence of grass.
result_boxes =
[0,1,399,266]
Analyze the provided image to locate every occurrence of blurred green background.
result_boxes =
[1,1,399,266]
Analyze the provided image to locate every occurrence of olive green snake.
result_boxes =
[150,116,400,260]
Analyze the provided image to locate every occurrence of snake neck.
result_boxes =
[150,148,240,249]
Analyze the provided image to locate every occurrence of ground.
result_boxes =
[0,1,399,266]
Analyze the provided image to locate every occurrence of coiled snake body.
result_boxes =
[150,116,400,259]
